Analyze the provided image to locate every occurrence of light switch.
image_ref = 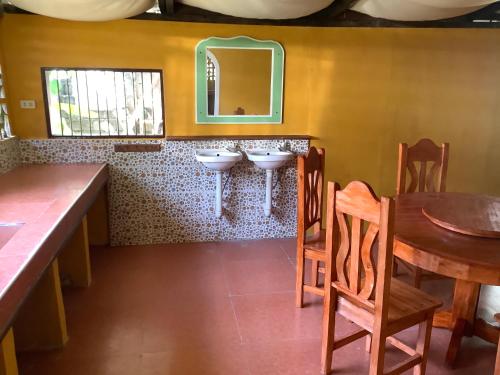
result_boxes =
[20,100,36,109]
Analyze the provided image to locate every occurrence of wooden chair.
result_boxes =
[320,181,442,375]
[296,146,326,308]
[395,138,449,288]
[495,314,500,375]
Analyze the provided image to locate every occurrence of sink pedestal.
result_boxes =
[215,170,223,218]
[195,149,242,218]
[264,169,273,217]
[245,149,294,217]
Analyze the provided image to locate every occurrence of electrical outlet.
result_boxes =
[20,100,36,109]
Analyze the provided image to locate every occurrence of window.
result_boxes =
[0,65,13,139]
[42,68,164,137]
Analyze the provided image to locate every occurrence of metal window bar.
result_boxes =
[73,70,83,136]
[113,72,120,136]
[64,74,74,134]
[83,72,93,135]
[131,72,137,135]
[122,71,129,136]
[150,72,155,129]
[141,72,147,135]
[43,68,164,138]
[95,81,102,136]
[55,70,65,136]
[104,71,110,136]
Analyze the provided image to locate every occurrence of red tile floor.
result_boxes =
[17,239,498,374]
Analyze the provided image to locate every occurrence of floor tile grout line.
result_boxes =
[214,245,245,345]
[229,296,244,345]
[241,336,323,345]
[229,290,296,298]
[278,240,298,274]
[278,240,295,261]
[286,256,296,269]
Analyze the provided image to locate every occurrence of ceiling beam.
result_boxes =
[158,0,174,16]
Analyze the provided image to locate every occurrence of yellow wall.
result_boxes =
[210,48,272,115]
[1,14,500,195]
[0,14,310,138]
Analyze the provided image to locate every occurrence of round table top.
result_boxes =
[394,192,500,285]
[422,193,500,239]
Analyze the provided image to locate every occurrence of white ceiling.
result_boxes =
[352,0,497,21]
[9,0,156,21]
[8,0,499,22]
[178,0,335,19]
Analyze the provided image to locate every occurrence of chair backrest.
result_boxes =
[397,138,449,195]
[297,147,325,240]
[325,181,395,320]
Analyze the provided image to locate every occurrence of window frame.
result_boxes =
[41,67,166,139]
[0,64,13,139]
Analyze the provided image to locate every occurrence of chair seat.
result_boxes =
[303,229,326,251]
[337,278,442,334]
[387,278,442,323]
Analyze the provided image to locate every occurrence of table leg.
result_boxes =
[58,216,92,287]
[87,186,109,246]
[445,279,480,367]
[13,260,68,351]
[0,329,18,375]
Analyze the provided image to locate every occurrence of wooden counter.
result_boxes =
[0,164,108,360]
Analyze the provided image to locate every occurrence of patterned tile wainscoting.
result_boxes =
[19,139,309,246]
[0,137,21,175]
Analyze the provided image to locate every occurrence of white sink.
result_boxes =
[195,149,242,218]
[245,149,294,170]
[195,149,243,171]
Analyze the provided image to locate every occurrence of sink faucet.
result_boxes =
[227,142,242,153]
[278,141,291,152]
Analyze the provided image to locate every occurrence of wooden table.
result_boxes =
[394,192,500,367]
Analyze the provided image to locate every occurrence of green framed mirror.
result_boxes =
[195,36,284,124]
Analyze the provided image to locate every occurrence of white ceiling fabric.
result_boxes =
[9,0,156,21]
[352,0,497,21]
[8,0,499,22]
[412,0,495,7]
[177,0,335,19]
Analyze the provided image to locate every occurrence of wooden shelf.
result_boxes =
[166,135,313,141]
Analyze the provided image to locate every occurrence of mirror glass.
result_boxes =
[196,36,284,124]
[206,48,272,116]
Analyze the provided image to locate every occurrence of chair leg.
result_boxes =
[295,247,305,308]
[311,259,319,287]
[368,330,386,375]
[414,315,433,375]
[392,259,399,277]
[413,267,423,289]
[320,253,336,375]
[365,334,372,353]
[495,334,500,375]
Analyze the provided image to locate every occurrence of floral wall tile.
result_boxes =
[0,137,20,175]
[19,138,308,246]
